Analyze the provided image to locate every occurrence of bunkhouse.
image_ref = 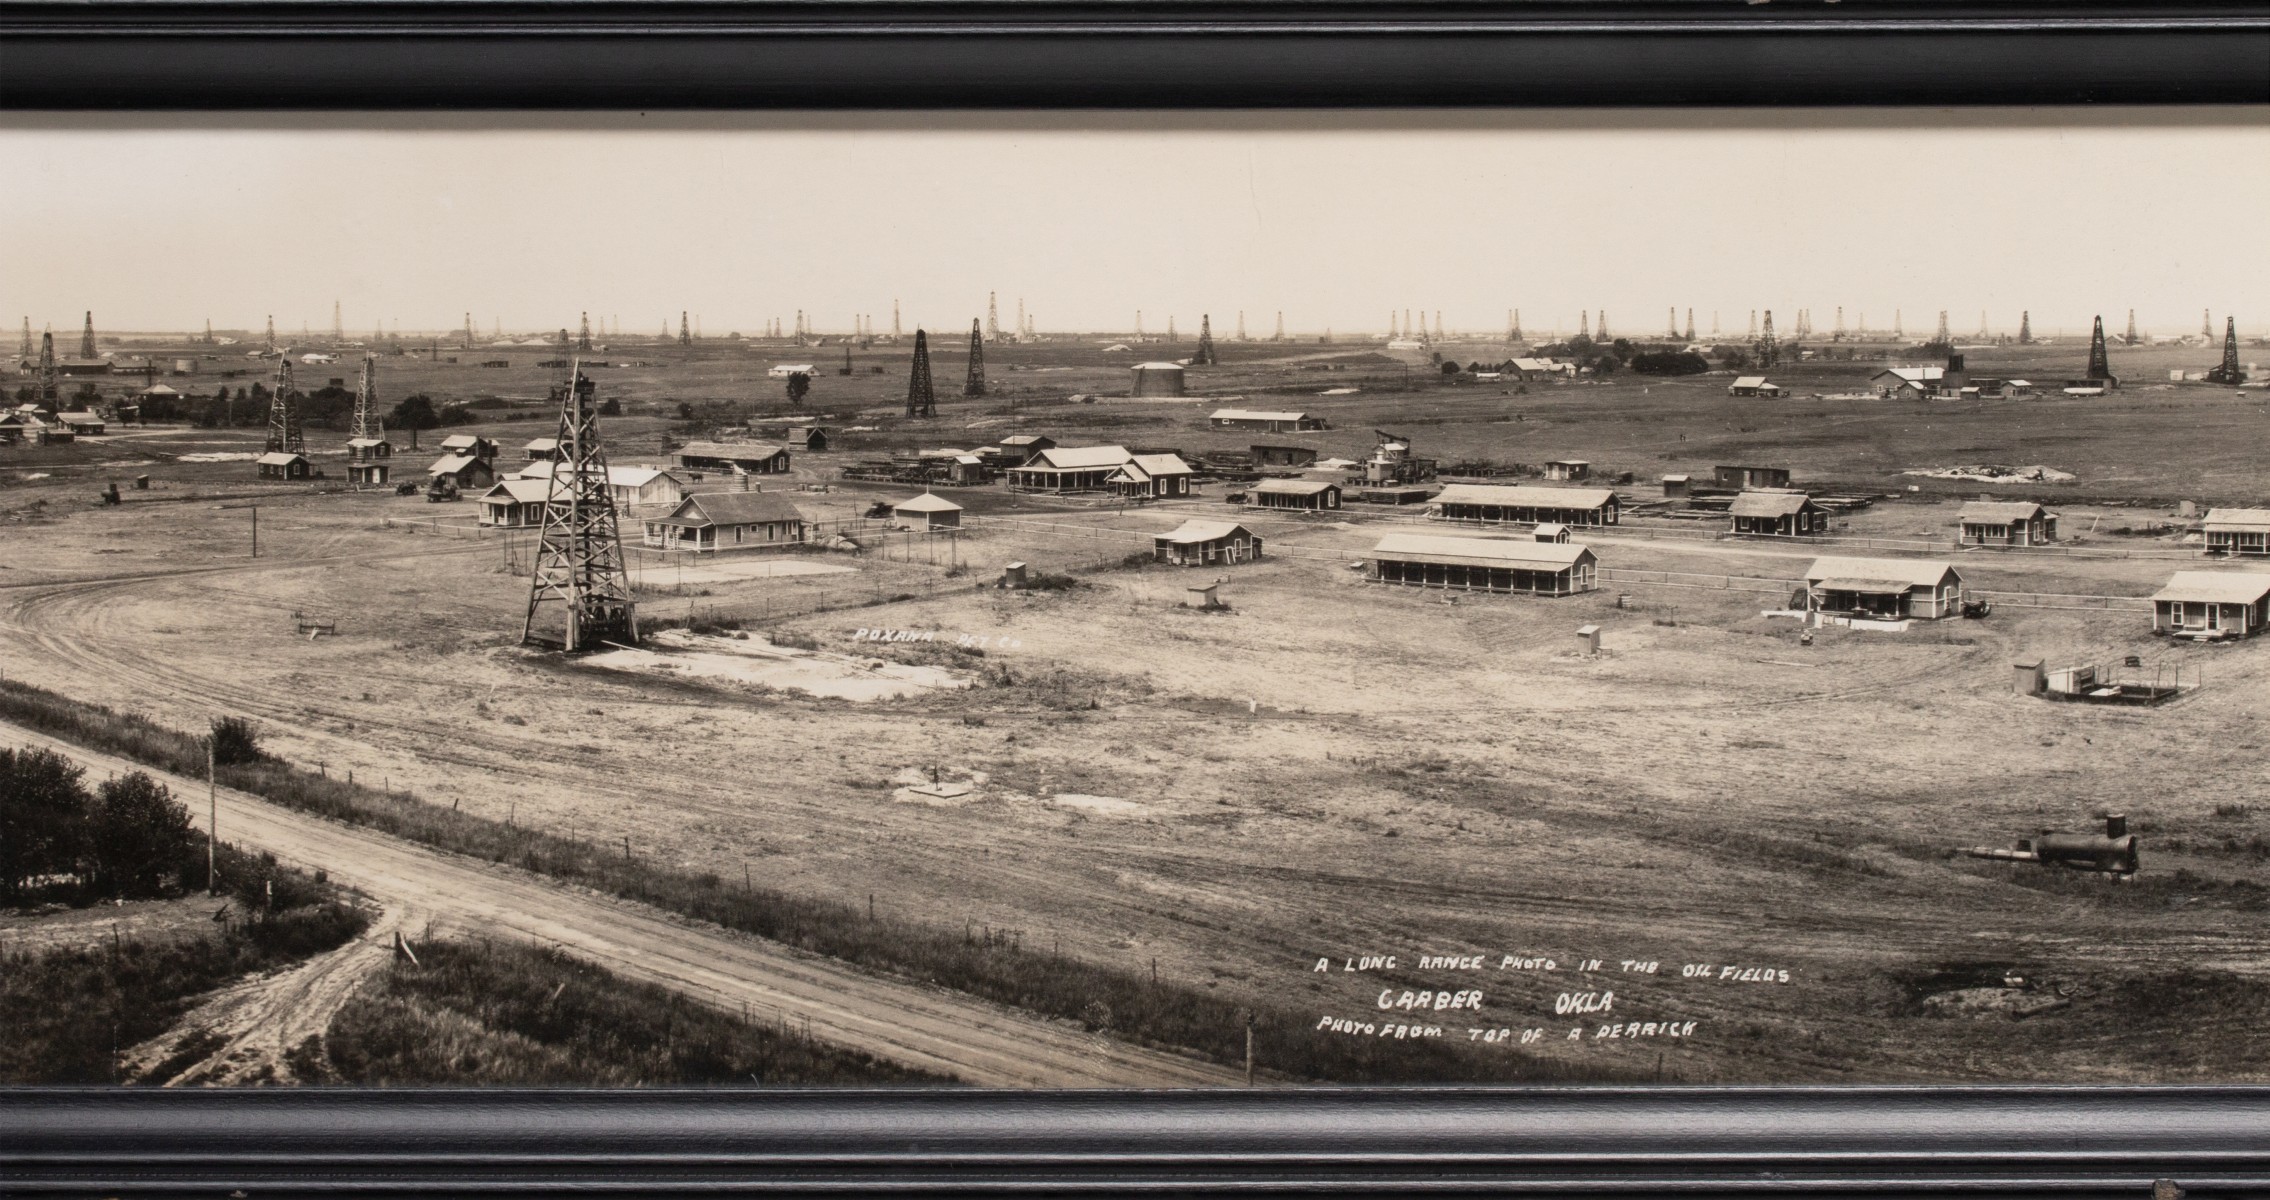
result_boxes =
[1371,532,1598,596]
[2152,571,2270,639]
[1714,465,1791,489]
[1248,478,1341,511]
[1543,460,1590,482]
[522,437,560,462]
[58,410,106,435]
[1209,407,1326,433]
[438,433,500,461]
[893,492,964,530]
[1251,444,1318,469]
[256,451,311,481]
[1730,491,1829,537]
[476,478,555,527]
[1957,501,2059,547]
[673,440,792,475]
[643,491,808,552]
[517,460,686,510]
[1152,519,1263,567]
[426,453,496,490]
[1003,444,1144,494]
[1727,376,1785,398]
[1111,453,1196,500]
[1429,483,1620,527]
[787,426,831,451]
[1803,556,1965,620]
[2204,508,2270,557]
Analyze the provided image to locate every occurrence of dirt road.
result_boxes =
[1,721,1240,1088]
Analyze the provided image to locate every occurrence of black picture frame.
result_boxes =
[3,5,2269,1195]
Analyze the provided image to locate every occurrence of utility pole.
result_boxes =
[207,730,217,895]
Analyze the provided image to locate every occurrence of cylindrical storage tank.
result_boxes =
[1130,362,1186,397]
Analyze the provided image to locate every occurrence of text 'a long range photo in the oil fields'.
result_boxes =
[1,110,2267,1088]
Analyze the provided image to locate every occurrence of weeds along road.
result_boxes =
[0,722,1241,1087]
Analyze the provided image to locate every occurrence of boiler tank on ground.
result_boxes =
[2026,815,2140,876]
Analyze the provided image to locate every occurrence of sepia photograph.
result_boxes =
[3,108,2268,1090]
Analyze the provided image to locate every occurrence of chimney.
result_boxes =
[2105,814,2128,839]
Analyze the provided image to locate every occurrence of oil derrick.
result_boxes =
[351,354,380,442]
[522,365,638,652]
[17,317,29,359]
[266,358,303,454]
[1135,311,1144,339]
[1684,308,1695,342]
[1404,309,1413,339]
[557,328,571,350]
[1834,307,1845,339]
[1194,315,1217,365]
[204,319,214,345]
[36,331,59,406]
[1934,311,1950,344]
[577,313,593,351]
[1386,311,1397,339]
[964,319,987,396]
[678,312,691,346]
[80,312,97,359]
[1668,307,1679,338]
[1978,311,1990,340]
[1274,311,1284,341]
[2086,315,2113,382]
[892,300,902,339]
[1509,309,1524,343]
[2208,317,2247,384]
[1236,311,1246,341]
[1579,312,1589,340]
[2203,309,2214,339]
[1755,310,1779,368]
[1596,312,1608,341]
[2124,310,2139,345]
[1711,312,1721,337]
[906,328,936,417]
[2018,311,2032,344]
[844,344,854,374]
[1015,298,1025,341]
[986,293,1000,342]
[1893,310,1904,340]
[332,301,343,342]
[1166,316,1177,342]
[266,316,276,354]
[463,313,474,348]
[1434,311,1444,340]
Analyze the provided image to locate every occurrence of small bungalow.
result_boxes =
[893,492,964,530]
[1872,366,1944,399]
[2204,508,2270,557]
[673,440,792,475]
[1430,483,1619,527]
[1958,501,2058,547]
[1730,491,1829,537]
[1110,452,1196,500]
[476,478,556,527]
[1249,478,1341,511]
[2152,571,2270,638]
[1371,533,1598,596]
[1152,519,1263,567]
[1803,556,1965,620]
[787,426,831,451]
[1543,460,1590,482]
[643,491,808,552]
[437,433,500,461]
[58,411,106,435]
[257,451,311,481]
[1727,376,1785,398]
[516,460,685,510]
[1714,465,1791,490]
[995,434,1056,462]
[1209,408,1326,433]
[1533,523,1571,543]
[426,453,497,490]
[522,437,560,462]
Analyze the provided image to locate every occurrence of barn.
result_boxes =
[673,441,792,475]
[257,451,311,481]
[1958,501,2058,547]
[1248,479,1341,510]
[1209,408,1325,433]
[58,411,106,435]
[1429,483,1619,527]
[1803,556,1965,620]
[2204,508,2270,557]
[643,492,808,552]
[1152,519,1263,567]
[788,426,831,451]
[1371,532,1597,596]
[2152,571,2270,638]
[893,492,964,530]
[1730,491,1828,537]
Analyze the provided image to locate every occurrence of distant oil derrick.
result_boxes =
[1934,311,1950,343]
[1893,309,1904,340]
[266,358,302,455]
[80,311,96,359]
[577,313,593,351]
[2086,315,2114,383]
[906,328,936,417]
[964,319,986,396]
[1667,307,1679,338]
[1194,314,1217,366]
[985,293,1000,342]
[2124,309,2139,345]
[2204,309,2214,339]
[36,331,58,406]
[1274,311,1284,341]
[464,313,475,348]
[1683,308,1694,342]
[1834,307,1845,339]
[1166,315,1177,342]
[2208,317,2248,384]
[1235,311,1245,341]
[1755,310,1779,368]
[892,300,902,339]
[1745,310,1755,340]
[1595,311,1607,341]
[351,356,379,441]
[17,317,28,359]
[2018,311,2032,344]
[679,312,691,346]
[522,365,637,652]
[332,301,343,343]
[1434,311,1444,341]
[1579,312,1590,340]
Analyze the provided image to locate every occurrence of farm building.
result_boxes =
[1508,357,1575,381]
[427,454,496,490]
[1714,465,1791,489]
[1152,519,1263,567]
[1251,444,1318,469]
[475,478,555,527]
[437,434,500,461]
[522,437,560,462]
[1371,532,1598,596]
[2152,571,2270,638]
[788,426,831,451]
[1872,366,1945,398]
[517,460,686,509]
[1803,556,1965,620]
[643,491,808,552]
[674,441,792,475]
[1957,501,2059,546]
[1209,408,1325,433]
[1727,376,1785,397]
[1730,491,1829,537]
[256,451,311,481]
[1429,483,1619,527]
[1543,460,1590,482]
[1131,362,1186,397]
[1249,479,1341,510]
[58,411,105,435]
[893,492,964,530]
[2204,509,2270,557]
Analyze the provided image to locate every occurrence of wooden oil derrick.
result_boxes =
[80,311,96,359]
[1755,311,1779,368]
[577,313,593,351]
[265,315,276,355]
[1667,307,1679,338]
[36,331,58,407]
[1684,308,1695,342]
[679,312,691,346]
[2086,315,2114,382]
[351,356,379,442]
[964,319,986,396]
[332,300,343,343]
[906,329,936,417]
[18,317,29,359]
[986,293,1000,342]
[1273,311,1284,341]
[265,358,302,454]
[2018,310,2032,344]
[2208,317,2247,384]
[1194,315,1217,366]
[2204,309,2214,339]
[2124,310,2139,345]
[522,364,637,651]
[1934,310,1950,344]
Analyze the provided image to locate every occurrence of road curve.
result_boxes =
[2,720,1241,1088]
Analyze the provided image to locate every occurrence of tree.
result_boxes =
[1630,351,1711,376]
[389,394,441,447]
[0,747,89,900]
[210,716,266,766]
[87,772,195,898]
[785,372,811,407]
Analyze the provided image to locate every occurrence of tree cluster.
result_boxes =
[0,748,199,902]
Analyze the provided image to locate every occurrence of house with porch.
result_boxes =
[2204,508,2270,557]
[476,478,555,527]
[1730,491,1828,537]
[2152,571,2270,639]
[1958,501,2059,547]
[642,491,808,552]
[1802,556,1964,620]
[1248,479,1341,510]
[1152,520,1263,567]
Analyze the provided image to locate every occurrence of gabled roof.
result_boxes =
[1373,532,1594,569]
[893,492,964,513]
[1874,366,1945,384]
[428,453,482,474]
[346,437,388,449]
[1803,556,1960,589]
[1731,376,1770,388]
[256,451,307,466]
[2153,570,2270,605]
[655,491,808,528]
[676,440,787,460]
[999,434,1053,447]
[1730,491,1817,518]
[2204,508,2270,532]
[1958,501,2053,523]
[1251,478,1339,495]
[523,437,559,451]
[479,478,556,505]
[1028,444,1134,470]
[1157,519,1253,545]
[59,411,104,423]
[438,433,489,448]
[1431,483,1617,510]
[1211,408,1308,422]
[1131,453,1192,477]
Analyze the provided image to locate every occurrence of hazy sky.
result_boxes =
[3,110,2264,339]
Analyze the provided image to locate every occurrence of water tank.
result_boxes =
[1131,362,1186,398]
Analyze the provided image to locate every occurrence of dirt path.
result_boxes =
[2,722,1239,1088]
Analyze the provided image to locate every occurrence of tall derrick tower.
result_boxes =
[1274,311,1284,341]
[266,358,302,454]
[1755,311,1779,368]
[523,365,637,651]
[1684,308,1695,342]
[1934,311,1950,343]
[892,300,902,339]
[2018,311,2033,345]
[986,293,1000,342]
[679,312,691,346]
[332,301,343,343]
[1893,309,1904,340]
[1834,307,1845,339]
[2124,310,2139,345]
[351,355,379,442]
[577,313,593,351]
[1166,316,1177,342]
[1668,308,1679,338]
[906,329,936,417]
[964,319,986,396]
[464,312,475,348]
[17,318,29,359]
[2208,317,2248,384]
[2085,315,2115,383]
[36,331,59,407]
[1194,315,1217,366]
[1579,312,1590,340]
[2204,309,2215,339]
[1235,312,1245,341]
[265,315,276,355]
[80,312,97,359]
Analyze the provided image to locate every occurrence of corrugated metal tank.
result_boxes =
[1130,363,1185,397]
